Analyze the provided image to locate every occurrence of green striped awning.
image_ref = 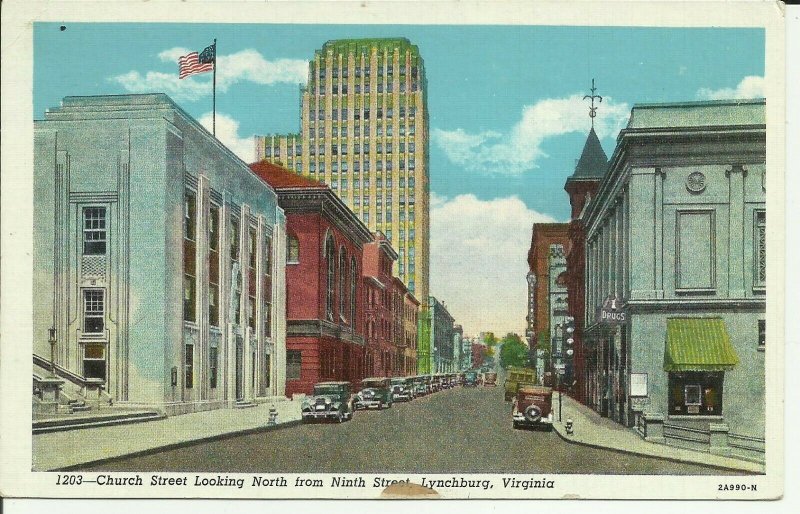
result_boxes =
[663,318,739,372]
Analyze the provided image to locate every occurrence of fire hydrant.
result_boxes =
[268,405,278,426]
[565,418,574,435]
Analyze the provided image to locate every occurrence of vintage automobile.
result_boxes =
[301,381,355,423]
[439,374,451,390]
[390,377,414,402]
[512,385,554,430]
[503,367,538,401]
[416,375,431,396]
[483,371,498,387]
[354,377,393,409]
[430,375,442,393]
[463,370,479,387]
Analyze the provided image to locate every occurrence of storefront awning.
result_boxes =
[663,318,739,372]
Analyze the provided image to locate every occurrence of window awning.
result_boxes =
[663,318,739,372]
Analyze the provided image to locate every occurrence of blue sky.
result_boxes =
[34,23,765,335]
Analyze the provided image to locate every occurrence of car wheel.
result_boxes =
[513,421,519,430]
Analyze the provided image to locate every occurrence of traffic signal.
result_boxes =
[562,316,575,386]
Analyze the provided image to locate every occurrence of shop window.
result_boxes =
[287,350,302,380]
[668,371,723,415]
[83,207,107,255]
[758,320,765,349]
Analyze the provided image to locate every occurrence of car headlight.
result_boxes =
[325,398,331,404]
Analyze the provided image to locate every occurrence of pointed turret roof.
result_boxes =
[568,127,608,180]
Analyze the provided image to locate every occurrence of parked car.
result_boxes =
[390,377,414,402]
[504,367,538,401]
[409,375,425,396]
[301,381,355,423]
[354,377,393,409]
[418,375,432,395]
[483,371,498,387]
[463,370,479,387]
[512,385,554,430]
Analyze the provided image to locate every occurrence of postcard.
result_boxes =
[0,0,787,501]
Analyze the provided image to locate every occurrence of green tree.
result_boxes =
[483,332,498,347]
[499,333,529,370]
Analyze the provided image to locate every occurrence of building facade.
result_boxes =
[363,233,399,377]
[255,38,430,302]
[34,94,287,415]
[428,296,455,373]
[527,224,569,378]
[582,99,766,459]
[394,277,420,375]
[548,245,570,380]
[564,127,608,404]
[249,160,372,397]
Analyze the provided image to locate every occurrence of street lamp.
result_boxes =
[48,327,57,377]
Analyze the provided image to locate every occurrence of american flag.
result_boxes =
[178,44,215,79]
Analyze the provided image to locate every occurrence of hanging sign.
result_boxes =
[596,295,627,324]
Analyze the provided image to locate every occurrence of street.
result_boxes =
[86,385,735,474]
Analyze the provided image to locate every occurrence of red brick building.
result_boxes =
[527,223,569,373]
[362,233,399,378]
[563,128,608,404]
[250,161,373,396]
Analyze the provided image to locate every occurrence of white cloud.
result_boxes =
[109,47,308,102]
[430,194,557,337]
[433,93,630,176]
[696,75,765,101]
[198,112,255,162]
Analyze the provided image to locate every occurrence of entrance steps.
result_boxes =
[33,410,165,434]
[234,400,257,409]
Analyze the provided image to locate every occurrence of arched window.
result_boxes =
[350,257,357,326]
[325,233,335,321]
[287,234,299,263]
[338,247,347,322]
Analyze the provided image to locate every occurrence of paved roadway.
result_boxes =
[86,385,735,474]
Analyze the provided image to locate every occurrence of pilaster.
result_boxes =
[628,167,659,299]
[727,164,748,297]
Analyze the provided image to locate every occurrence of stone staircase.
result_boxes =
[32,354,163,433]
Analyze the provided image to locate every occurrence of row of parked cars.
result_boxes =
[300,373,465,423]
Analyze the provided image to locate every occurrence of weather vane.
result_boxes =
[583,78,603,128]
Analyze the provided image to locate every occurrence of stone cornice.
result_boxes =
[287,319,365,346]
[277,188,373,246]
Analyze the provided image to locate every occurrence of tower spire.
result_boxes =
[583,78,603,129]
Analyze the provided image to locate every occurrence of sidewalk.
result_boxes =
[550,394,764,474]
[33,399,301,471]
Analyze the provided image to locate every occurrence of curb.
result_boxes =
[551,423,764,474]
[50,419,303,472]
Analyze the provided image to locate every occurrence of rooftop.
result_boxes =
[249,160,326,189]
[320,37,420,57]
[626,98,765,130]
[568,127,608,180]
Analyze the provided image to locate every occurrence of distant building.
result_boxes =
[452,324,463,371]
[255,37,430,302]
[250,160,372,396]
[34,94,287,415]
[428,297,455,372]
[582,99,766,460]
[363,233,399,377]
[527,224,569,378]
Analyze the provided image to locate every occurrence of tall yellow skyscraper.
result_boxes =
[256,38,429,300]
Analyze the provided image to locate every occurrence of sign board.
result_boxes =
[630,373,648,397]
[557,368,566,375]
[554,363,566,371]
[596,295,627,325]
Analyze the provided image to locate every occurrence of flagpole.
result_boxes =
[212,38,217,137]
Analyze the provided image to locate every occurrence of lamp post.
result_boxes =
[48,327,57,377]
